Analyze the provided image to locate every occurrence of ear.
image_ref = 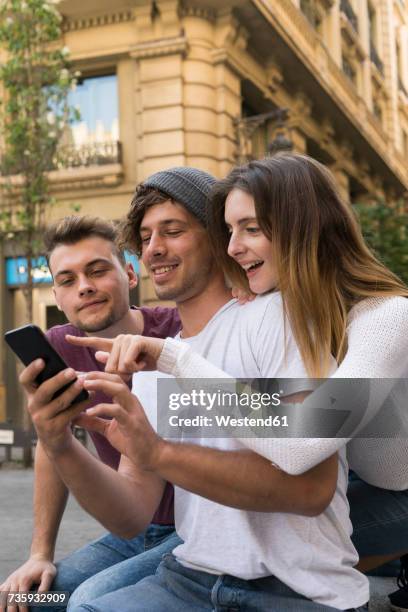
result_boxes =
[125,263,138,290]
[53,287,63,311]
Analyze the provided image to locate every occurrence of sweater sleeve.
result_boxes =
[157,338,345,474]
[157,297,408,480]
[338,297,408,489]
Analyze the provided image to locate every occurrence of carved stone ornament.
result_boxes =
[266,63,283,93]
[293,92,312,117]
[130,36,188,60]
[180,5,216,22]
[62,11,134,33]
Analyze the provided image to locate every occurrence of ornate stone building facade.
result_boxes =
[1,0,407,421]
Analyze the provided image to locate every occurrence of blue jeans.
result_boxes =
[30,524,180,612]
[70,553,368,612]
[348,474,408,576]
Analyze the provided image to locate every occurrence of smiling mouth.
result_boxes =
[152,264,179,277]
[242,261,264,274]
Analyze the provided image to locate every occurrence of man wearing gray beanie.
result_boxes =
[28,165,352,610]
[142,166,216,227]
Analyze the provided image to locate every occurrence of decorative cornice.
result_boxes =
[292,92,313,117]
[320,119,335,147]
[211,47,272,101]
[49,164,123,192]
[62,11,134,33]
[180,5,216,22]
[130,36,188,60]
[338,141,354,162]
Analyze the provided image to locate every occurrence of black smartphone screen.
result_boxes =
[5,324,89,406]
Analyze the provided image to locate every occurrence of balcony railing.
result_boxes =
[370,43,384,76]
[340,0,358,33]
[53,141,122,170]
[0,141,122,177]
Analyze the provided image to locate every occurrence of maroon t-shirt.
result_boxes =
[46,306,181,525]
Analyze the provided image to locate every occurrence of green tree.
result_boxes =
[0,0,78,463]
[355,197,408,285]
[0,0,79,321]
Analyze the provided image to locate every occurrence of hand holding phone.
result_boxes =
[5,324,89,406]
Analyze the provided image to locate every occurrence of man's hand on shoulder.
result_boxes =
[0,556,56,612]
[74,372,166,471]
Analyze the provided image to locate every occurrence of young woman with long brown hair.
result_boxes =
[201,153,408,607]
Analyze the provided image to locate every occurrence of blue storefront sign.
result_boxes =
[6,252,139,287]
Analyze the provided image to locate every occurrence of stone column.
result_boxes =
[357,0,373,109]
[326,1,342,66]
[378,0,400,150]
[181,9,219,175]
[182,7,242,177]
[131,0,186,179]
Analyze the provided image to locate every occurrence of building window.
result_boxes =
[340,0,358,33]
[57,73,121,168]
[68,74,119,145]
[368,3,383,75]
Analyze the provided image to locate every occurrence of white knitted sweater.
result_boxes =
[158,296,408,490]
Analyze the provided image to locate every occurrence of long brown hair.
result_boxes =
[209,153,408,376]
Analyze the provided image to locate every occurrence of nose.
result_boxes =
[143,231,167,261]
[77,274,96,297]
[227,231,245,259]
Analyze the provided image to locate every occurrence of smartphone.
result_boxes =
[5,324,89,406]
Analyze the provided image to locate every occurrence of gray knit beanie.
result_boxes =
[143,167,216,226]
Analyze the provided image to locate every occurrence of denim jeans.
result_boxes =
[70,553,368,612]
[30,524,180,612]
[348,473,408,576]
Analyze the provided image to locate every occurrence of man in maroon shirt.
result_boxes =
[0,216,181,611]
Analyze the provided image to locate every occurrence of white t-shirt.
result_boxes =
[133,293,369,609]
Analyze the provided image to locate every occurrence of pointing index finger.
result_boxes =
[66,335,113,352]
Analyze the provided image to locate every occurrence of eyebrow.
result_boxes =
[140,219,189,233]
[225,217,258,227]
[54,258,113,279]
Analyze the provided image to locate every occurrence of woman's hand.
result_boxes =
[66,334,165,376]
[231,286,256,305]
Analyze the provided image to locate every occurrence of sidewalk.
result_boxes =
[0,466,105,581]
[0,466,397,610]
